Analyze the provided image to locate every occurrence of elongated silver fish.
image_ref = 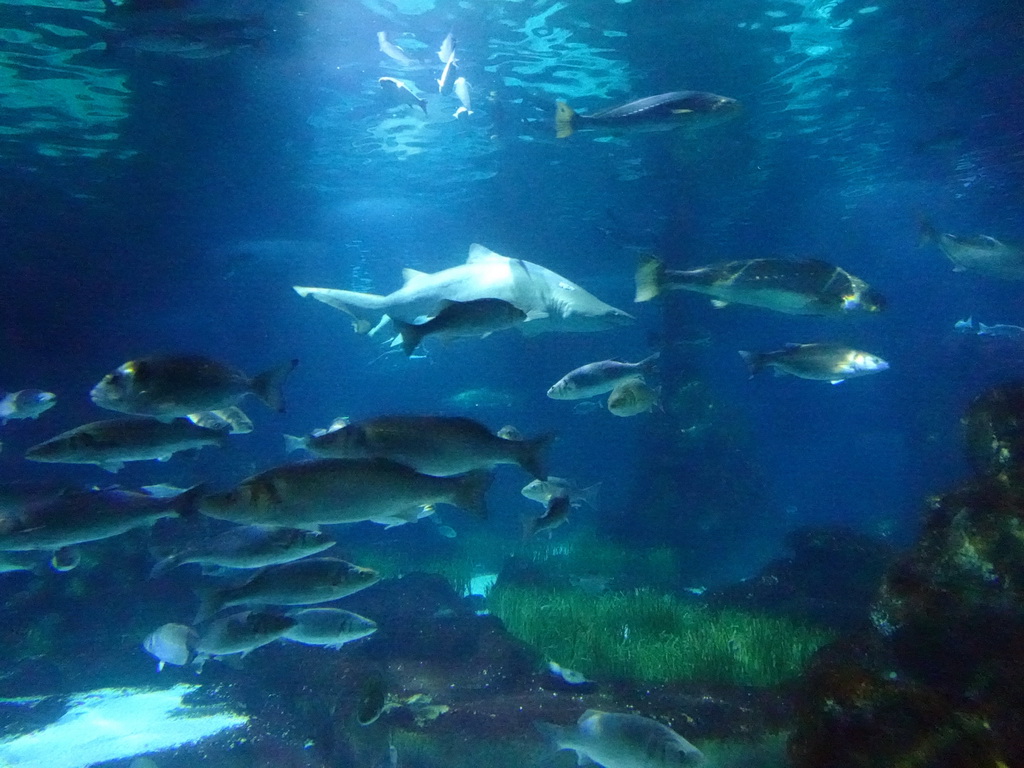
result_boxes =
[0,389,56,424]
[437,32,455,64]
[437,50,458,94]
[548,354,658,400]
[556,90,740,139]
[738,343,889,383]
[635,256,886,315]
[194,610,295,658]
[282,607,378,648]
[377,31,416,66]
[25,417,228,473]
[150,526,335,577]
[285,416,551,479]
[453,77,472,115]
[920,218,1024,280]
[0,485,202,551]
[90,354,297,421]
[197,557,380,620]
[201,458,491,527]
[522,477,601,510]
[536,709,705,768]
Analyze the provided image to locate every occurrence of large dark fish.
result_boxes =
[555,90,741,139]
[635,256,886,316]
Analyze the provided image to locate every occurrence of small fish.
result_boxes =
[0,390,56,424]
[536,709,705,768]
[392,298,537,356]
[635,255,886,315]
[437,32,456,64]
[548,354,658,400]
[738,343,889,384]
[150,526,335,577]
[920,218,1024,280]
[453,77,472,115]
[379,76,428,114]
[194,610,296,660]
[90,354,297,421]
[607,379,659,417]
[437,51,458,95]
[282,607,378,649]
[0,485,202,551]
[200,458,492,527]
[286,415,551,479]
[954,317,975,333]
[377,31,416,67]
[522,477,601,510]
[25,417,229,473]
[524,494,572,538]
[196,557,381,621]
[977,321,1024,339]
[143,622,197,670]
[555,90,741,139]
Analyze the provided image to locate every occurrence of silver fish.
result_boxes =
[738,343,889,384]
[548,354,658,400]
[194,610,295,658]
[0,389,56,424]
[920,218,1024,280]
[282,607,378,648]
[536,709,705,768]
[453,77,472,114]
[437,32,456,64]
[521,477,601,510]
[377,31,416,67]
[25,417,228,473]
[150,526,335,577]
[437,50,457,94]
[143,622,197,670]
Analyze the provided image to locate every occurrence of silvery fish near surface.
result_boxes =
[0,389,56,424]
[25,417,229,473]
[739,343,889,384]
[607,379,659,417]
[90,354,297,421]
[453,77,472,115]
[201,457,492,527]
[522,477,601,510]
[282,607,378,648]
[196,557,380,621]
[0,485,202,551]
[377,31,416,67]
[285,415,551,479]
[150,526,335,577]
[379,76,427,115]
[555,90,741,139]
[392,298,536,356]
[437,50,458,94]
[635,255,886,316]
[437,32,455,64]
[294,243,633,337]
[548,354,658,400]
[920,218,1024,280]
[536,709,706,768]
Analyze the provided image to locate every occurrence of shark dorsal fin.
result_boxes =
[466,243,507,264]
[402,268,430,284]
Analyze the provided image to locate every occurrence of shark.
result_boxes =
[294,243,633,335]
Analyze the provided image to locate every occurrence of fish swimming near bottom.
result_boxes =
[25,417,229,473]
[738,343,889,384]
[536,709,706,768]
[392,298,535,356]
[634,255,886,316]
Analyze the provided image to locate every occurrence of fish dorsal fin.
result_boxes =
[402,268,430,284]
[466,243,507,264]
[783,342,803,349]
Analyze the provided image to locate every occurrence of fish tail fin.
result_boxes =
[634,256,666,302]
[171,484,206,519]
[638,351,660,375]
[580,482,602,511]
[251,359,298,413]
[452,470,493,519]
[293,286,390,334]
[513,433,555,480]
[392,319,425,356]
[918,215,938,247]
[522,515,540,540]
[738,350,766,378]
[194,587,223,624]
[283,434,307,454]
[418,97,428,115]
[555,101,576,139]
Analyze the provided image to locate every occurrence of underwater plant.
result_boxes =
[488,585,834,687]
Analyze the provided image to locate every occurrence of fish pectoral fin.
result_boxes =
[100,461,125,473]
[830,379,846,385]
[710,299,730,308]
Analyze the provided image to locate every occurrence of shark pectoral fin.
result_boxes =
[710,300,730,308]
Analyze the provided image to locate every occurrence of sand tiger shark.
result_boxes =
[294,243,633,335]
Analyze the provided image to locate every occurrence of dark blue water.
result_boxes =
[1,0,1022,761]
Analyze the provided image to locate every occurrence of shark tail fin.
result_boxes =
[392,319,426,356]
[555,101,577,139]
[634,256,666,302]
[293,286,390,334]
[251,359,298,413]
[738,350,767,378]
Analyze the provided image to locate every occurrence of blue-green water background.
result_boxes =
[1,0,1022,608]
